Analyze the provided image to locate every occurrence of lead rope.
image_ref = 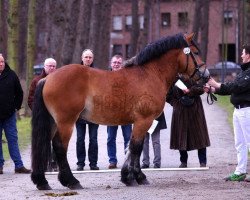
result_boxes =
[207,86,217,105]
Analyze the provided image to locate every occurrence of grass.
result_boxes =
[2,117,31,160]
[215,95,234,128]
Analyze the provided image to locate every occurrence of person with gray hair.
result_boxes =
[28,57,57,171]
[28,58,57,109]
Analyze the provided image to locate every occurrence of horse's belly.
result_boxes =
[81,109,133,126]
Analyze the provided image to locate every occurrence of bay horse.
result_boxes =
[31,33,210,190]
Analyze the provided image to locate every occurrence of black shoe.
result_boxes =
[141,164,149,169]
[0,167,3,174]
[154,164,160,168]
[179,162,187,168]
[90,166,99,170]
[200,163,206,167]
[76,165,84,171]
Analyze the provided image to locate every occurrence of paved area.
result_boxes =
[1,95,249,200]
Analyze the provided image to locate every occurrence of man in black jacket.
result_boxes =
[0,54,31,174]
[208,44,250,182]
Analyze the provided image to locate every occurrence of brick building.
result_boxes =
[110,0,247,68]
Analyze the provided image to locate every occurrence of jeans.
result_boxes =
[107,125,132,164]
[0,113,24,168]
[142,131,161,167]
[179,148,207,164]
[233,107,250,174]
[76,119,99,167]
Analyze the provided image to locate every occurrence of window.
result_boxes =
[112,44,122,56]
[113,16,122,31]
[126,15,144,31]
[178,12,188,27]
[125,15,132,31]
[161,13,171,27]
[139,15,144,29]
[224,11,233,25]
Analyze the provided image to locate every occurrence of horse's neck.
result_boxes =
[146,59,178,91]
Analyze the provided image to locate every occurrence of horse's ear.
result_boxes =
[184,32,195,41]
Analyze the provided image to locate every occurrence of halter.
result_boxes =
[183,41,209,81]
[183,39,216,104]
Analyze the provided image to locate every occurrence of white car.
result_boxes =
[214,61,240,69]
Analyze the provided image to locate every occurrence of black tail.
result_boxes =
[31,80,53,182]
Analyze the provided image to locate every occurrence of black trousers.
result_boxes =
[179,148,207,164]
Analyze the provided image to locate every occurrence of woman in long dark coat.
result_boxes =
[166,76,210,168]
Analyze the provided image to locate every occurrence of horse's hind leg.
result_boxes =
[53,124,83,190]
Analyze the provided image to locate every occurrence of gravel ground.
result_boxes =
[0,95,249,200]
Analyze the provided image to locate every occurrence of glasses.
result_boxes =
[45,64,56,68]
[112,61,122,64]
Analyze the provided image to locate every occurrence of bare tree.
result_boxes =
[18,0,29,79]
[47,0,68,66]
[0,0,8,56]
[130,0,140,57]
[137,0,151,51]
[72,0,93,63]
[35,0,50,64]
[60,0,81,65]
[7,0,19,72]
[88,0,112,69]
[192,0,210,62]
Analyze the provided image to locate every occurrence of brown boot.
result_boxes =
[15,166,31,174]
[108,163,117,169]
[0,167,3,174]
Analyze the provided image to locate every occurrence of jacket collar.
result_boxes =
[241,62,250,71]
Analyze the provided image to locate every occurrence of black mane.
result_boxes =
[124,33,188,67]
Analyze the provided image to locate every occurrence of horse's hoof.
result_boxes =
[121,179,138,187]
[37,184,52,190]
[68,182,83,190]
[137,178,150,185]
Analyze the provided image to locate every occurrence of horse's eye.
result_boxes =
[194,52,199,55]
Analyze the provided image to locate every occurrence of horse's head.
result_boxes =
[178,33,210,85]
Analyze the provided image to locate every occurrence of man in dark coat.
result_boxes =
[166,76,210,168]
[208,44,250,182]
[28,58,57,171]
[0,54,31,174]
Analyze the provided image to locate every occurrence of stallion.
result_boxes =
[31,33,210,190]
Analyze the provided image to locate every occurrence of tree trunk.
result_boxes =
[200,0,209,62]
[130,0,140,57]
[138,0,151,50]
[18,0,29,79]
[89,0,112,69]
[35,0,50,64]
[7,0,19,72]
[192,0,202,42]
[192,0,210,62]
[25,0,36,116]
[47,0,68,66]
[72,0,93,63]
[60,0,81,65]
[0,0,8,56]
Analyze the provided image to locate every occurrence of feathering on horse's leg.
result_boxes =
[31,80,52,190]
[55,124,83,190]
[121,120,151,186]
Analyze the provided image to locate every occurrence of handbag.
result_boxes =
[180,95,195,106]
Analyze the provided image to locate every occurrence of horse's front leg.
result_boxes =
[121,120,152,186]
[53,125,83,190]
